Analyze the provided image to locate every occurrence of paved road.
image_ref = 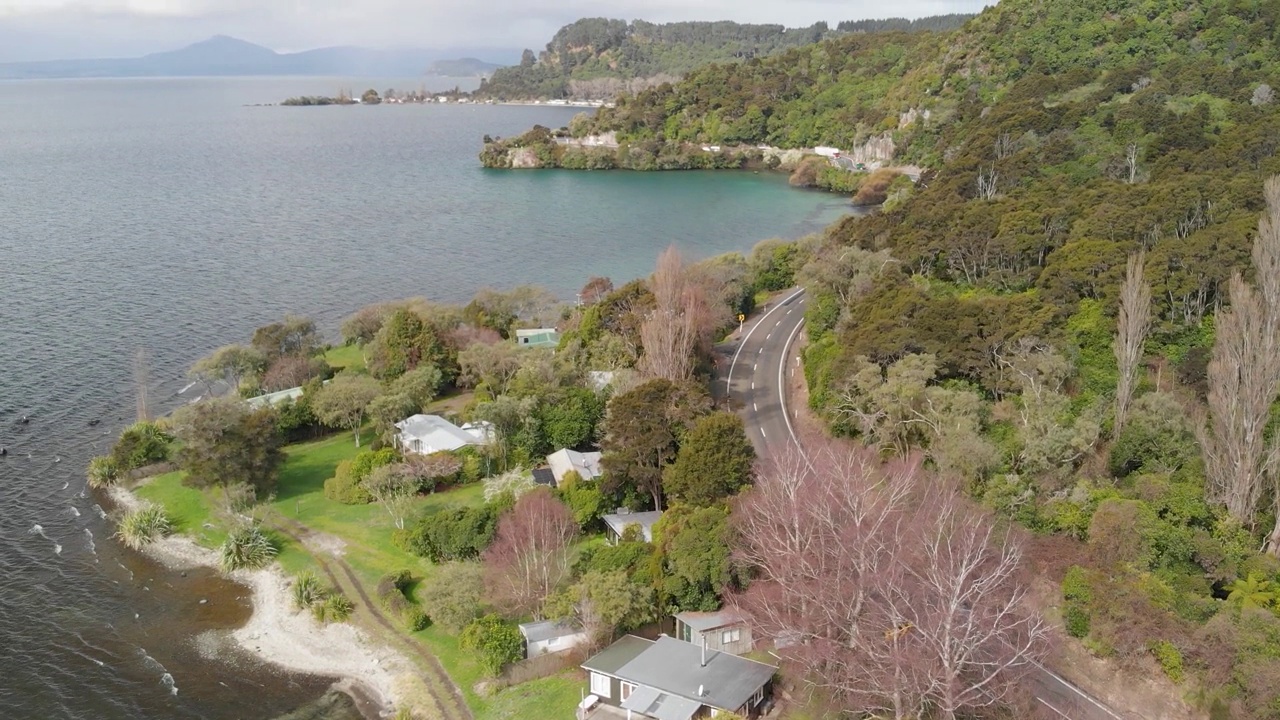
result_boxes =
[721,287,809,460]
[718,288,1137,720]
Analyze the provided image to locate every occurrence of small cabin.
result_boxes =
[515,328,560,349]
[519,619,588,658]
[675,609,753,656]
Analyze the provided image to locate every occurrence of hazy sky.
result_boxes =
[0,0,992,62]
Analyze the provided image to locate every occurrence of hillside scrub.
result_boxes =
[512,0,1280,716]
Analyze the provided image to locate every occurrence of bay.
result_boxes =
[0,76,852,719]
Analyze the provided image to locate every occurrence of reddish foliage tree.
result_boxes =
[580,276,614,305]
[260,354,326,392]
[483,487,578,617]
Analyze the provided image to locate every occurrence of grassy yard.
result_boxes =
[323,343,367,373]
[131,430,581,720]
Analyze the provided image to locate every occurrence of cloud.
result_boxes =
[0,0,992,61]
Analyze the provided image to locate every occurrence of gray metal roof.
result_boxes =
[518,619,583,644]
[674,609,748,633]
[613,636,775,711]
[601,511,663,542]
[394,414,484,454]
[581,635,654,675]
[621,685,700,720]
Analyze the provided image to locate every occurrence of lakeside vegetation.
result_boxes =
[92,0,1280,716]
[95,249,813,718]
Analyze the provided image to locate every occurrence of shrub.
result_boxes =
[400,505,500,562]
[1064,604,1091,639]
[219,525,277,572]
[292,570,326,610]
[86,456,122,489]
[403,607,432,631]
[1062,566,1091,602]
[115,504,173,550]
[419,562,484,632]
[460,614,524,676]
[1150,640,1184,683]
[377,569,413,598]
[110,421,172,470]
[323,449,399,504]
[313,593,354,623]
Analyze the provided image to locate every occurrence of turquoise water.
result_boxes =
[0,76,852,719]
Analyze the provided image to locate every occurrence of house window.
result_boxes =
[621,682,636,701]
[721,628,741,644]
[590,672,611,698]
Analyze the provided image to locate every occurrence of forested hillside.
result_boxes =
[499,0,1280,716]
[474,15,972,100]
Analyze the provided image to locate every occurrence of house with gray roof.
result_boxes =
[580,635,775,719]
[546,448,604,485]
[675,609,753,656]
[518,619,587,658]
[601,510,663,543]
[394,414,492,455]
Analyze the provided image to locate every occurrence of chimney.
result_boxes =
[701,636,707,667]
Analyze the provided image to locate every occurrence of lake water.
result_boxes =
[0,76,851,719]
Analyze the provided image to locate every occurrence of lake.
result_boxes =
[0,76,852,719]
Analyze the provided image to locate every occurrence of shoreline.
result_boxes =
[108,484,409,720]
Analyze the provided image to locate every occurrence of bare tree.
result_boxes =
[733,441,921,717]
[638,246,715,382]
[1202,178,1280,544]
[365,464,417,530]
[734,440,1047,718]
[483,487,578,617]
[1124,143,1140,184]
[1113,250,1151,437]
[900,489,1049,719]
[976,165,999,200]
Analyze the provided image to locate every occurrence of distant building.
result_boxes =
[546,448,604,485]
[394,414,491,455]
[515,328,560,349]
[580,635,775,719]
[519,619,588,658]
[245,385,305,410]
[245,379,330,410]
[813,146,842,157]
[674,609,753,656]
[601,509,663,543]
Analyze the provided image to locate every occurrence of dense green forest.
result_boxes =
[493,0,1280,716]
[474,14,972,100]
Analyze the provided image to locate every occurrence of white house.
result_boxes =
[546,448,604,485]
[394,414,491,455]
[519,619,588,658]
[814,145,842,157]
[602,509,663,543]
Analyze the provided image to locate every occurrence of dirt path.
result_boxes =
[270,516,473,720]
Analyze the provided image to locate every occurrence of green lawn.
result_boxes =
[131,430,578,719]
[134,470,228,547]
[324,344,367,373]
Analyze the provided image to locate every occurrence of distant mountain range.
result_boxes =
[0,35,516,79]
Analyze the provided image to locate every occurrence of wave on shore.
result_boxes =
[108,486,409,719]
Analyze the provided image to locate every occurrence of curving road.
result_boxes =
[716,288,1137,720]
